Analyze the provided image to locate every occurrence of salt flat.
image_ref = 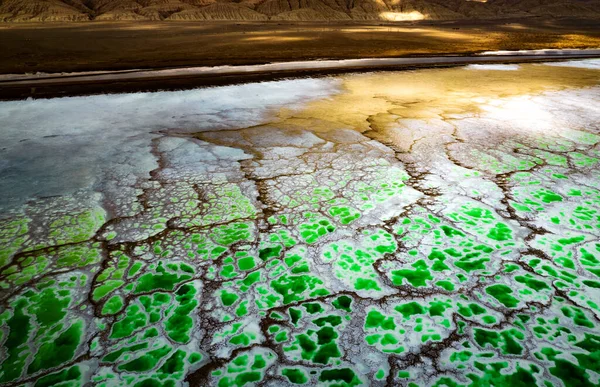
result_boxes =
[0,60,599,386]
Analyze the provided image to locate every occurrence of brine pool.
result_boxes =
[1,60,600,387]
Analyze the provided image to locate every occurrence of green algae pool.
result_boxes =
[1,60,600,386]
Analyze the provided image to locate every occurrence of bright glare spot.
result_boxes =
[379,11,426,21]
[479,96,554,131]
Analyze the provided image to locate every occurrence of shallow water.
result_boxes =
[1,60,600,386]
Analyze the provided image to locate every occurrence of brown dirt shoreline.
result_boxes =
[1,54,599,101]
[1,18,600,74]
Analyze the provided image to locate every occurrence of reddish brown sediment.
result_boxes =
[1,19,600,74]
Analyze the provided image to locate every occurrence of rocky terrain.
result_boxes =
[1,0,600,22]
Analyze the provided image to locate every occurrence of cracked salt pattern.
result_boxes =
[0,62,600,387]
[0,78,338,213]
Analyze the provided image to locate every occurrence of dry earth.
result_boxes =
[1,18,600,74]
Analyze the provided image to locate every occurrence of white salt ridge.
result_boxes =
[465,64,520,71]
[2,49,599,86]
[543,59,600,70]
[478,49,600,56]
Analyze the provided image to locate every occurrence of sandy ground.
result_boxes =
[1,18,600,75]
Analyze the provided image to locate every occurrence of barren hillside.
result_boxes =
[1,0,599,22]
